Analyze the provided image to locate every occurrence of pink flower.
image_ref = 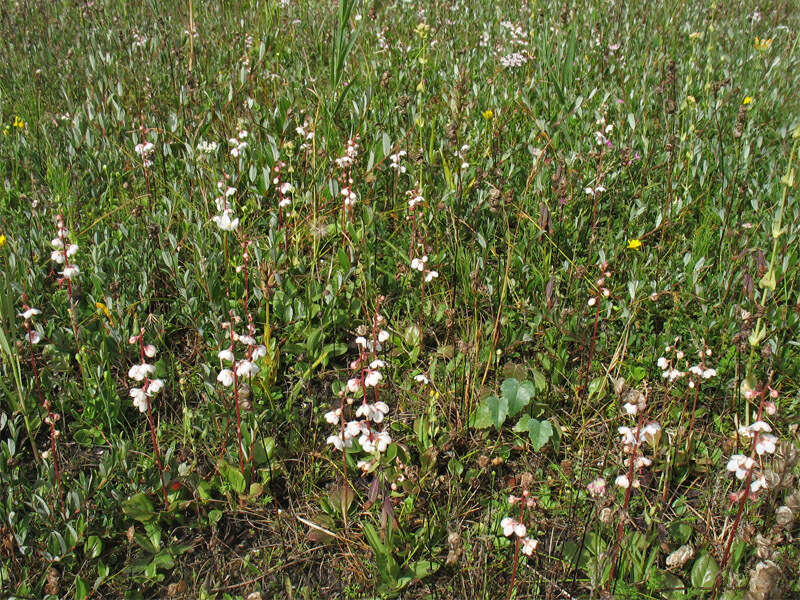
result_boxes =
[587,477,606,497]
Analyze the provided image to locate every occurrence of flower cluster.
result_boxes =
[587,264,611,307]
[615,392,660,489]
[271,161,292,210]
[325,314,392,473]
[51,214,80,281]
[212,180,240,231]
[594,119,614,148]
[389,150,407,174]
[197,140,218,154]
[335,136,360,170]
[501,491,539,556]
[229,129,248,158]
[134,141,155,167]
[410,254,439,282]
[335,136,360,211]
[18,306,42,344]
[656,341,716,386]
[127,332,164,413]
[216,316,267,389]
[499,51,527,68]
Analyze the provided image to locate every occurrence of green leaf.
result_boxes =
[362,522,399,583]
[122,493,155,523]
[501,378,535,417]
[471,395,508,429]
[75,576,90,600]
[84,535,103,559]
[217,459,246,494]
[690,552,719,591]
[407,559,441,580]
[526,418,554,451]
[588,376,606,400]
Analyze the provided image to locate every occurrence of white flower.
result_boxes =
[587,477,606,497]
[410,256,428,271]
[130,388,148,412]
[18,308,41,320]
[280,182,293,195]
[51,250,65,264]
[364,369,382,387]
[726,454,755,479]
[640,422,661,445]
[618,426,637,446]
[324,409,341,424]
[218,348,235,362]
[360,430,391,453]
[623,402,638,415]
[377,330,390,343]
[369,359,386,369]
[615,474,630,489]
[355,336,368,348]
[236,360,260,377]
[521,536,538,556]
[345,420,365,439]
[128,363,155,381]
[51,237,64,249]
[26,330,42,344]
[500,517,516,537]
[356,401,390,423]
[755,433,777,456]
[326,434,346,451]
[212,211,240,231]
[500,517,527,537]
[66,244,78,257]
[347,378,362,393]
[217,369,235,387]
[62,265,80,279]
[425,270,439,282]
[143,344,157,358]
[197,140,219,153]
[657,357,668,370]
[414,374,430,385]
[701,368,717,379]
[147,379,164,395]
[251,345,267,360]
[238,335,257,346]
[750,476,768,493]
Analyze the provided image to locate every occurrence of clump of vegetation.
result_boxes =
[0,0,798,598]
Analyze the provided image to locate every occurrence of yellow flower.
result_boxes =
[12,116,25,128]
[482,109,494,120]
[754,37,773,50]
[627,239,642,250]
[95,302,114,325]
[0,234,6,247]
[743,96,753,105]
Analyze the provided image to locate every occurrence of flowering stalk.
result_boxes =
[134,118,154,209]
[50,214,80,345]
[607,391,660,589]
[334,135,360,242]
[501,489,539,600]
[409,251,438,352]
[128,329,168,508]
[721,384,778,569]
[325,315,392,503]
[217,312,266,477]
[584,263,611,396]
[19,306,62,500]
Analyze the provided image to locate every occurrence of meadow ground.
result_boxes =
[1,0,799,598]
